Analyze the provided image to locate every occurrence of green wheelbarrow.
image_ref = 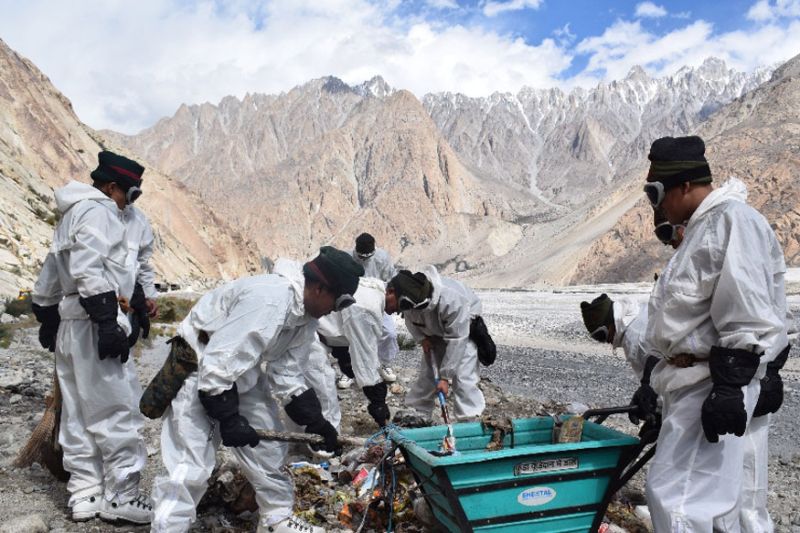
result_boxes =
[389,406,655,532]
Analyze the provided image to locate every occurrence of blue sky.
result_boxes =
[1,0,798,133]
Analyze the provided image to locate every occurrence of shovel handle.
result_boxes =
[256,429,366,448]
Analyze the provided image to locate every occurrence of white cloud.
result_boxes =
[553,23,577,46]
[747,0,800,21]
[635,2,667,18]
[425,0,459,9]
[482,0,543,18]
[0,0,568,133]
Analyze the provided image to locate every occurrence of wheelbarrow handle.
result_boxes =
[582,405,636,424]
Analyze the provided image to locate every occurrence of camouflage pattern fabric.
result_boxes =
[140,335,198,419]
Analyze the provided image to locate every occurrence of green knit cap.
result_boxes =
[388,270,433,310]
[303,246,364,297]
[646,136,712,187]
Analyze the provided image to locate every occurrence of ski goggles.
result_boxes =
[126,186,142,205]
[643,182,667,208]
[398,295,431,312]
[356,250,375,260]
[589,325,610,344]
[334,293,356,312]
[654,222,683,245]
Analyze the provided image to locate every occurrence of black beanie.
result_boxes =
[388,270,433,309]
[646,136,711,187]
[355,233,376,255]
[91,150,145,191]
[580,294,614,336]
[303,246,364,297]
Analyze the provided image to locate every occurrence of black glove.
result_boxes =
[127,283,151,347]
[753,343,790,418]
[629,356,660,426]
[32,303,60,352]
[80,291,130,363]
[285,389,341,455]
[363,382,390,427]
[701,346,760,443]
[331,346,355,379]
[199,384,259,448]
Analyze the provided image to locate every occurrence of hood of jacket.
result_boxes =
[689,177,748,225]
[54,181,119,215]
[272,258,306,319]
[419,265,444,307]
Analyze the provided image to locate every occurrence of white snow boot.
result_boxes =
[100,492,153,524]
[71,492,103,521]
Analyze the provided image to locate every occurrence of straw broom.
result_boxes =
[13,366,69,481]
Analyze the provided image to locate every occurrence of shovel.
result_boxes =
[431,359,457,455]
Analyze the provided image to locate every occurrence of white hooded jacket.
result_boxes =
[317,276,386,387]
[122,204,157,299]
[403,266,481,381]
[33,181,133,325]
[353,248,396,283]
[177,259,316,401]
[612,299,650,380]
[646,178,788,394]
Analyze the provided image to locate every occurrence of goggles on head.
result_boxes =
[334,293,356,312]
[398,294,430,312]
[654,221,684,245]
[643,181,667,208]
[589,324,610,344]
[126,186,142,205]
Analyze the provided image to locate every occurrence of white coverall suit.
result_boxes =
[353,248,398,365]
[404,266,485,420]
[123,204,158,299]
[612,300,650,381]
[643,178,788,532]
[32,181,144,507]
[303,277,387,428]
[151,267,317,532]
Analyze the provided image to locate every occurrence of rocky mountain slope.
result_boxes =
[0,39,259,298]
[573,53,800,283]
[107,60,775,286]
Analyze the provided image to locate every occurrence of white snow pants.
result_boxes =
[646,377,759,532]
[56,315,146,506]
[151,373,293,532]
[378,312,399,365]
[405,338,485,421]
[740,413,773,533]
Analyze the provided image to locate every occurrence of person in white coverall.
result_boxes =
[641,136,788,532]
[122,201,159,346]
[351,232,399,384]
[150,246,363,533]
[307,276,392,429]
[385,266,485,421]
[31,151,151,524]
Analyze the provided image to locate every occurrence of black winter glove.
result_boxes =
[199,384,259,448]
[629,356,660,426]
[331,346,355,379]
[363,382,390,427]
[702,346,760,443]
[80,291,130,363]
[285,389,341,455]
[32,303,60,352]
[753,343,790,418]
[127,283,151,347]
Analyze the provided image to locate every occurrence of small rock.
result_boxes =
[9,394,21,405]
[389,383,404,395]
[0,313,13,324]
[0,514,48,533]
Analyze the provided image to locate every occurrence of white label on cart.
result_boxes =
[514,456,578,476]
[517,486,556,506]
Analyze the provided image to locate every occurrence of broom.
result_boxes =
[13,366,69,481]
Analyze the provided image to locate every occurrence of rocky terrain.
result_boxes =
[574,52,800,283]
[0,38,260,299]
[1,288,798,532]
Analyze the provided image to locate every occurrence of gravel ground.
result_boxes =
[1,287,798,531]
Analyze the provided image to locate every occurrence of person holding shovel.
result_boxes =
[385,267,486,423]
[149,247,362,533]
